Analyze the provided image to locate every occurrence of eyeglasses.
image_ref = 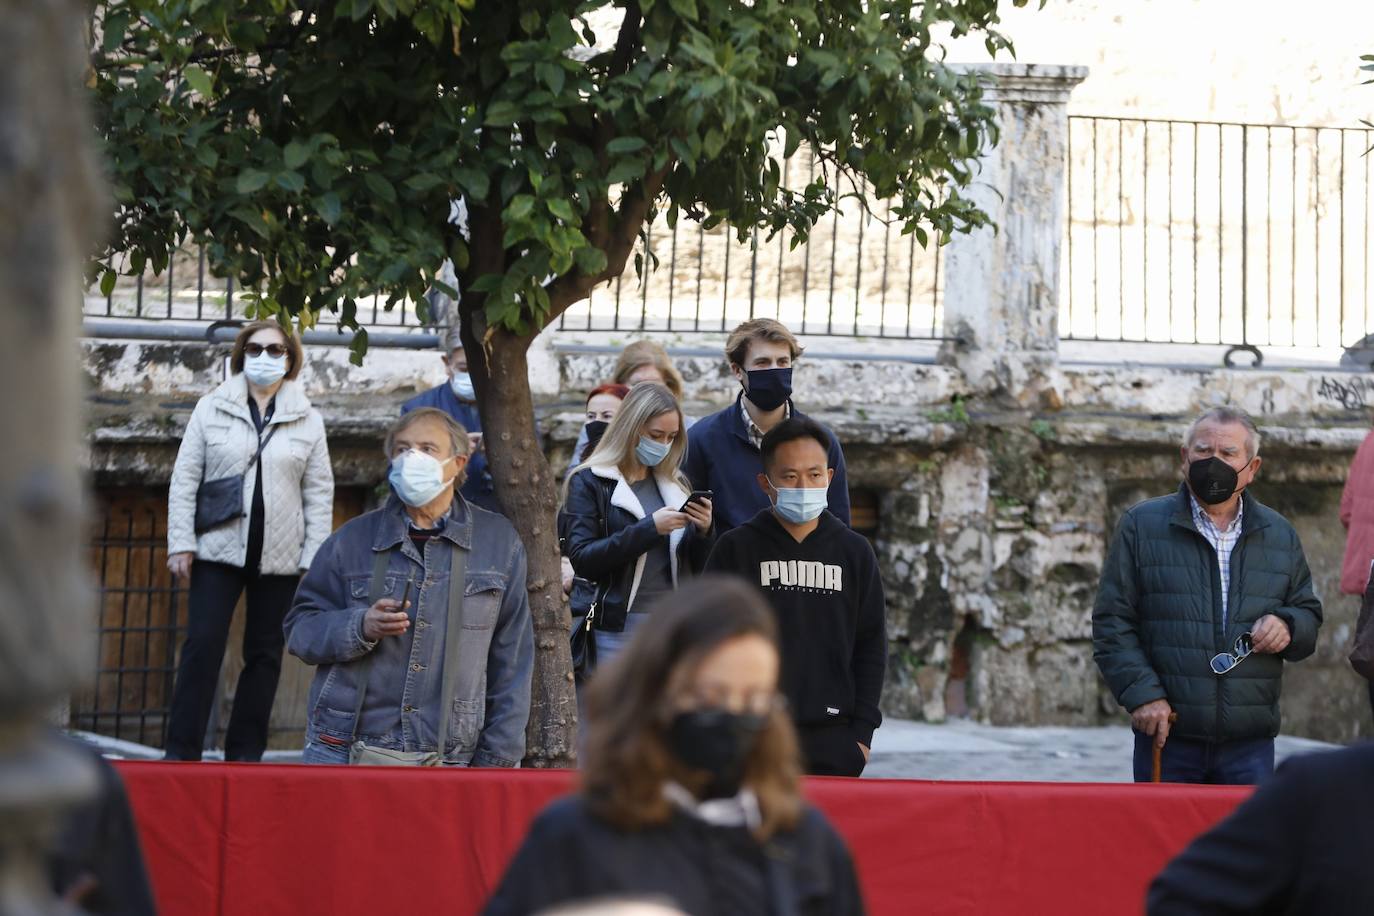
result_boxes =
[1210,633,1254,675]
[244,343,288,358]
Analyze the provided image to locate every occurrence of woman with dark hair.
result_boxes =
[163,320,334,761]
[483,576,866,916]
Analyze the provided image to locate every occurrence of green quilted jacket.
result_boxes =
[1092,484,1323,742]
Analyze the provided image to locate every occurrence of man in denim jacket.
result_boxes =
[285,408,533,766]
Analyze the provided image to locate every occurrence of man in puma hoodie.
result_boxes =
[705,417,887,776]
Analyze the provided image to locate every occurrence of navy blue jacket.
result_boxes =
[683,394,850,534]
[401,384,497,512]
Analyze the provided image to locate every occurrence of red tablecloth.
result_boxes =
[115,762,1248,916]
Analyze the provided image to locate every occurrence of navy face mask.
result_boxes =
[743,368,792,412]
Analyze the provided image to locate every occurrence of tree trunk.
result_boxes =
[0,0,106,908]
[460,321,577,767]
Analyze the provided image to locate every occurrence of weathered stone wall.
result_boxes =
[82,335,1374,743]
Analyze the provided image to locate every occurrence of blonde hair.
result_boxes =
[613,340,685,402]
[564,383,689,498]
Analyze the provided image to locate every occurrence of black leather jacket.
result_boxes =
[559,467,712,632]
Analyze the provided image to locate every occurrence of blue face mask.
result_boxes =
[389,450,455,507]
[767,478,828,524]
[449,371,475,401]
[635,436,671,468]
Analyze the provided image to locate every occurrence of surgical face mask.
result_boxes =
[1188,456,1241,505]
[449,371,475,401]
[243,353,287,388]
[743,367,793,412]
[635,436,671,468]
[666,708,767,800]
[389,449,456,507]
[767,478,828,524]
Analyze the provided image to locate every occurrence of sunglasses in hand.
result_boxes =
[1210,633,1254,675]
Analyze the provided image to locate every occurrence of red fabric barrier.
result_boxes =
[115,761,1249,916]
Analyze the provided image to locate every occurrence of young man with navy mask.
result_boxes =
[684,318,850,534]
[400,325,498,512]
[705,417,886,777]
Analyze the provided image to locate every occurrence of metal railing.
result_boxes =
[71,504,186,748]
[88,158,946,343]
[1063,115,1374,363]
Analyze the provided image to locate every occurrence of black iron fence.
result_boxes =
[72,501,186,747]
[1063,115,1374,363]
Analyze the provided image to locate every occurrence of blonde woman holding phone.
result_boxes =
[560,383,714,672]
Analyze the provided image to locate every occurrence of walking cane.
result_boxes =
[1151,713,1179,783]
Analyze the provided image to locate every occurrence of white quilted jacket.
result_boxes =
[167,375,334,575]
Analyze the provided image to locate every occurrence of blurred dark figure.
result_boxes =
[49,738,156,915]
[483,577,865,916]
[1148,742,1374,915]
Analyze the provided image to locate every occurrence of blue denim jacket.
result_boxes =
[284,494,533,766]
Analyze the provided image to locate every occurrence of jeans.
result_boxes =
[593,612,648,669]
[164,560,299,761]
[1132,733,1274,785]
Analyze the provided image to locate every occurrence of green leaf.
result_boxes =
[283,141,310,170]
[606,159,644,185]
[506,194,535,221]
[574,246,607,276]
[315,192,342,224]
[184,66,213,97]
[194,145,220,169]
[274,171,306,193]
[99,270,117,298]
[404,173,445,192]
[453,168,490,201]
[546,198,576,222]
[485,101,520,125]
[364,172,397,203]
[606,137,647,156]
[236,170,271,194]
[668,0,698,20]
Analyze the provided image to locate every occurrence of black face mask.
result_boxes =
[666,708,767,799]
[578,420,610,464]
[1188,456,1241,505]
[743,368,793,412]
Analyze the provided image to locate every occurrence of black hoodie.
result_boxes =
[705,508,886,746]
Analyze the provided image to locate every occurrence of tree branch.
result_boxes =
[541,159,674,330]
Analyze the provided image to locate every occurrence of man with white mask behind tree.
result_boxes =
[286,408,533,766]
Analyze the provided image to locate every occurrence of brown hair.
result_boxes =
[724,318,803,369]
[229,320,305,380]
[580,576,803,840]
[612,340,685,401]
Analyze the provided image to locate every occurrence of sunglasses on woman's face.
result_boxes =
[244,343,288,358]
[1210,633,1254,675]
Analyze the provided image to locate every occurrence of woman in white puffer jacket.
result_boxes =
[163,320,333,761]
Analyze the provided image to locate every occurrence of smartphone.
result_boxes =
[398,575,414,614]
[678,490,713,512]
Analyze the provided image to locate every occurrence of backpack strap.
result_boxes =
[434,543,468,755]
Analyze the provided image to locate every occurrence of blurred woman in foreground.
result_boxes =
[483,577,865,916]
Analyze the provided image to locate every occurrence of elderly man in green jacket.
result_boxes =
[1093,406,1322,784]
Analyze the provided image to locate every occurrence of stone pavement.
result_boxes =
[864,718,1337,781]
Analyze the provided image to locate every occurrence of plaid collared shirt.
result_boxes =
[741,398,790,450]
[1190,495,1244,627]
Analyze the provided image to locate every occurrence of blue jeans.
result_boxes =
[592,613,648,668]
[1132,733,1274,784]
